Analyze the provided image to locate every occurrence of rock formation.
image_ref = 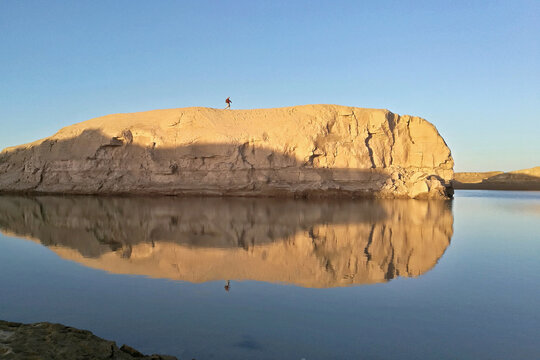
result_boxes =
[0,105,454,198]
[0,320,177,359]
[0,195,454,287]
[453,166,540,190]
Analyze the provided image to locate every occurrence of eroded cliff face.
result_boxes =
[0,196,453,287]
[0,105,453,198]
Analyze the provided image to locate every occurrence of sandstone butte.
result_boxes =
[0,105,454,198]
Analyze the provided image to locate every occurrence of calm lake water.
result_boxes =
[0,190,539,360]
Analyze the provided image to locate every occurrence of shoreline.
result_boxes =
[452,183,540,191]
[453,167,540,191]
[0,320,177,359]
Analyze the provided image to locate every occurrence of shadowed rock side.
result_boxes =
[0,105,454,198]
[0,320,177,359]
[453,166,540,190]
[0,195,453,287]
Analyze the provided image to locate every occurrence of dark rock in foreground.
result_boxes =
[0,320,177,360]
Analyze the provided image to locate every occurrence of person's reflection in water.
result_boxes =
[0,196,454,288]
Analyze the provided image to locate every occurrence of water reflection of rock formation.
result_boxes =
[0,196,453,287]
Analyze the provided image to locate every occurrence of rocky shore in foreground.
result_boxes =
[0,320,177,360]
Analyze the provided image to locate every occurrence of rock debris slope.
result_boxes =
[0,105,454,198]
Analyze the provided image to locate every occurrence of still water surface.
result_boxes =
[0,191,538,359]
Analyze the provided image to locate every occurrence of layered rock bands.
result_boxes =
[0,105,454,198]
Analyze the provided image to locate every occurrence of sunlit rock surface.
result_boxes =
[0,196,453,287]
[0,105,453,198]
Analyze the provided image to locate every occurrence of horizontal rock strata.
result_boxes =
[0,195,453,287]
[0,105,453,198]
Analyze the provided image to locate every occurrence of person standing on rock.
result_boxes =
[225,97,232,109]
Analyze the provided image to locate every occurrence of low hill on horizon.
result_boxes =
[454,166,540,190]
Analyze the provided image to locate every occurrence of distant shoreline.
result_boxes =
[453,183,540,191]
[453,167,540,191]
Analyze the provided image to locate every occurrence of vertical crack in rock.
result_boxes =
[386,112,396,166]
[237,143,256,186]
[406,118,415,145]
[238,143,254,168]
[339,111,361,138]
[306,147,321,167]
[352,111,360,138]
[364,132,376,168]
[34,163,47,190]
[326,117,336,134]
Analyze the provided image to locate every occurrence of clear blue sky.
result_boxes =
[1,0,538,171]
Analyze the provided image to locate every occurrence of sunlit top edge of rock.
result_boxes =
[2,104,437,151]
[0,104,454,199]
